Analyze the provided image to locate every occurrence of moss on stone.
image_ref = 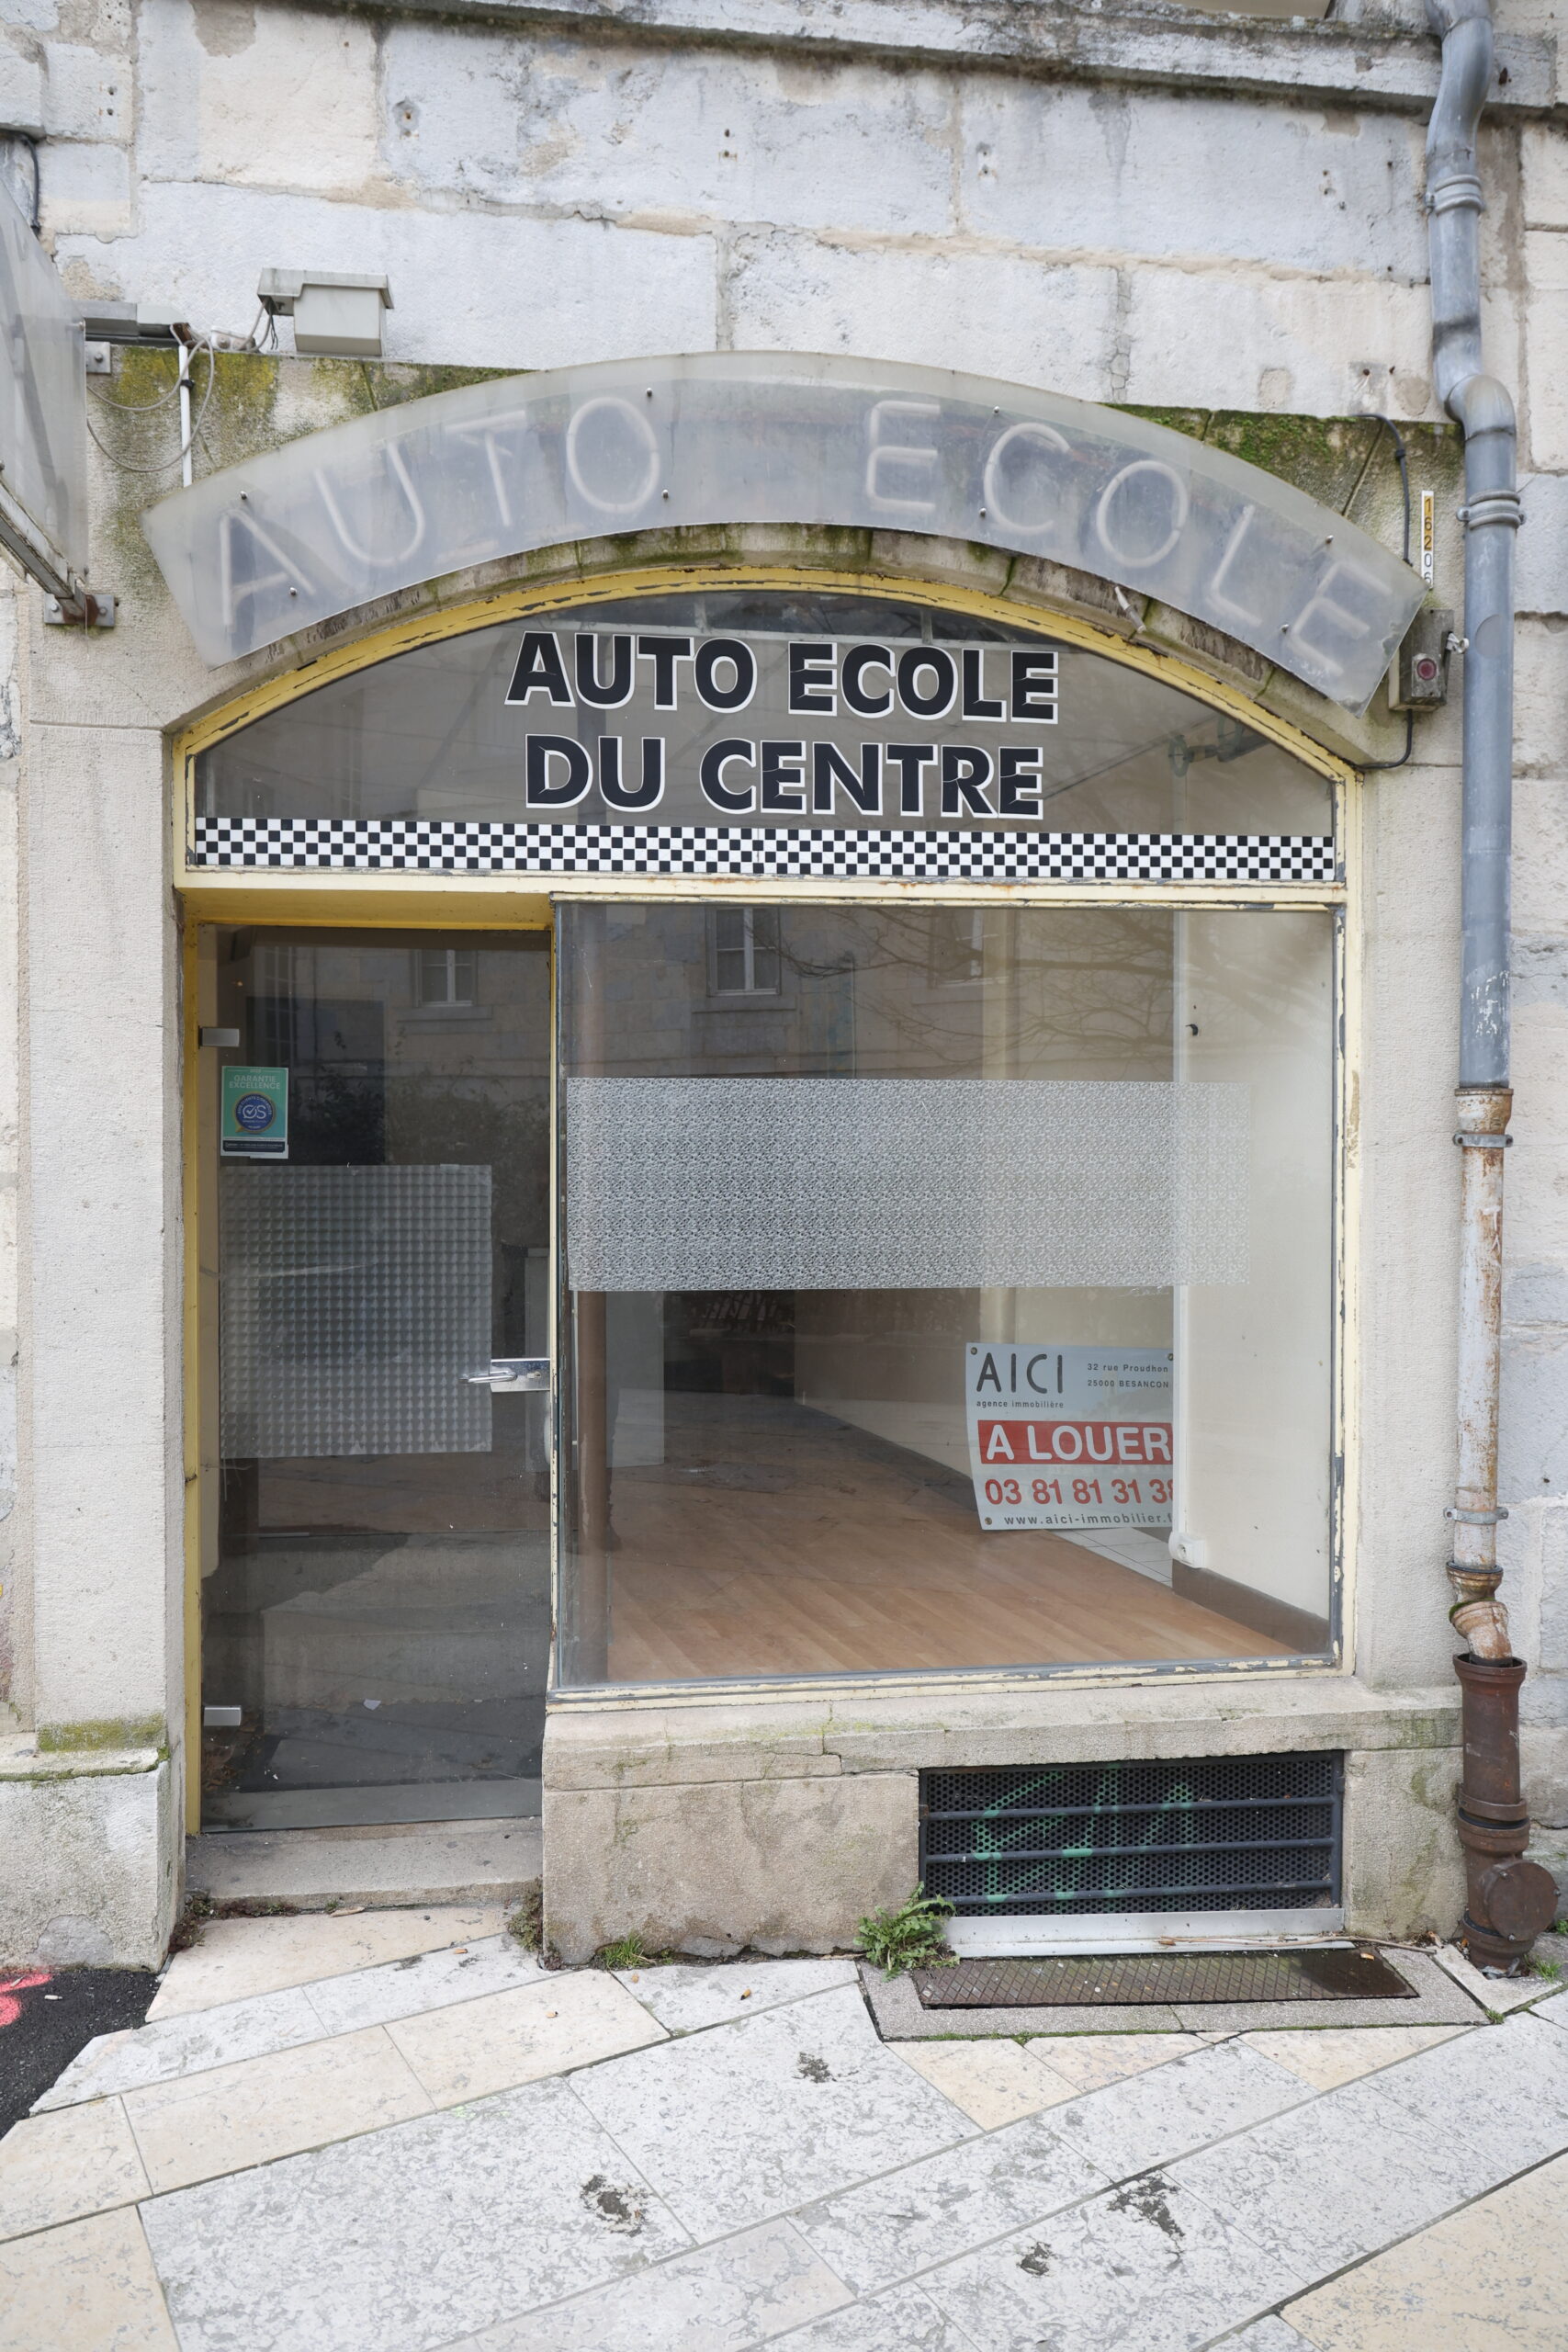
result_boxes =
[38,1714,165,1753]
[309,356,512,419]
[1114,400,1463,521]
[369,361,514,411]
[201,349,283,470]
[1114,404,1213,442]
[1204,411,1382,513]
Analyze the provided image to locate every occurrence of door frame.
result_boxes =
[180,908,556,1834]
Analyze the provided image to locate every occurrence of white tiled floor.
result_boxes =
[9,1941,1568,2352]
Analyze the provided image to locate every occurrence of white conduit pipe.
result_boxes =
[1425,0,1558,1968]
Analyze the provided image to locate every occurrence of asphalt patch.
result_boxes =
[0,1967,157,2135]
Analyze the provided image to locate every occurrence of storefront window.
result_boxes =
[190,582,1341,1711]
[557,898,1334,1685]
[194,589,1332,843]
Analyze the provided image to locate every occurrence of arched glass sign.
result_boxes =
[194,588,1334,887]
[148,353,1423,711]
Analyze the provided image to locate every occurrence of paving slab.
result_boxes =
[614,1959,860,2035]
[148,1906,510,2018]
[792,2108,1106,2293]
[919,2168,1305,2352]
[0,2096,151,2241]
[121,2025,434,2194]
[460,2217,849,2349]
[300,1933,547,2035]
[1240,2023,1467,2091]
[1219,2323,1316,2350]
[38,1936,547,2111]
[386,1973,666,2104]
[1280,2145,1568,2350]
[1043,2039,1310,2184]
[186,1818,542,1910]
[570,1983,976,2242]
[1361,2007,1568,2176]
[862,1950,1481,2039]
[1428,1941,1565,2016]
[35,1985,331,2111]
[769,2281,974,2352]
[891,2036,1083,2127]
[1169,2070,1498,2278]
[0,2207,178,2352]
[141,2076,691,2352]
[1021,2030,1210,2091]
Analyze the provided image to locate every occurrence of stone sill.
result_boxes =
[0,1736,164,1782]
[349,0,1555,115]
[542,1673,1462,1790]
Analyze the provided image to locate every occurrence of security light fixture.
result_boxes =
[258,269,393,359]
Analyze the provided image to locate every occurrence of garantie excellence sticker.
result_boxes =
[220,1065,289,1160]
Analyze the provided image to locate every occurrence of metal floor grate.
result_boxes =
[914,1947,1416,2007]
[921,1753,1343,1918]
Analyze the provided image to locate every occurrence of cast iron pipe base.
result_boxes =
[1453,1651,1559,1972]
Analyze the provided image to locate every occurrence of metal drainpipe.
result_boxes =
[1425,0,1558,1971]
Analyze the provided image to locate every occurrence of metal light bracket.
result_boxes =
[44,591,116,628]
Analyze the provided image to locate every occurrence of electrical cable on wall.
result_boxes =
[84,334,219,480]
[1360,416,1416,772]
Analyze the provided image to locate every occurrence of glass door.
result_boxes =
[197,926,551,1830]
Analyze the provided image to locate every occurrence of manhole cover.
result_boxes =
[913,1947,1417,2007]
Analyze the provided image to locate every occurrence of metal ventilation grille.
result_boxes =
[920,1753,1342,1918]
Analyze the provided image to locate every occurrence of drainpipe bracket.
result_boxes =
[1427,175,1485,215]
[1446,1506,1509,1523]
[1453,1131,1512,1147]
[1456,492,1522,530]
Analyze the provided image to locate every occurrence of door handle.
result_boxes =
[464,1358,551,1392]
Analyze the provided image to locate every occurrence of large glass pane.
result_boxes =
[199,927,551,1827]
[195,589,1330,841]
[558,900,1333,1684]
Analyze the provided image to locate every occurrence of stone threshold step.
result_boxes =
[187,1817,542,1912]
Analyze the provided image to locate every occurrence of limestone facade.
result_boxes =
[0,0,1563,1962]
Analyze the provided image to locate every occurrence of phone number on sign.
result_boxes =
[980,1474,1174,1510]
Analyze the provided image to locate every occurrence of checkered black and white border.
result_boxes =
[190,815,1337,886]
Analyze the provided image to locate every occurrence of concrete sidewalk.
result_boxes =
[2,1908,1567,2350]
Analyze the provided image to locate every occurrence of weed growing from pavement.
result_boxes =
[509,1883,543,1951]
[601,1933,649,1971]
[856,1885,955,1977]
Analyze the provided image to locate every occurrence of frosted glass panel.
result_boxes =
[566,1076,1247,1291]
[0,176,86,573]
[220,1163,492,1459]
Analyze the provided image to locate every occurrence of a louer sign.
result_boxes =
[143,354,1422,711]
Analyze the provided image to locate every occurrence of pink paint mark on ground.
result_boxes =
[0,1973,52,2029]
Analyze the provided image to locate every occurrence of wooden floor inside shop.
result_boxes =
[602,1396,1289,1680]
